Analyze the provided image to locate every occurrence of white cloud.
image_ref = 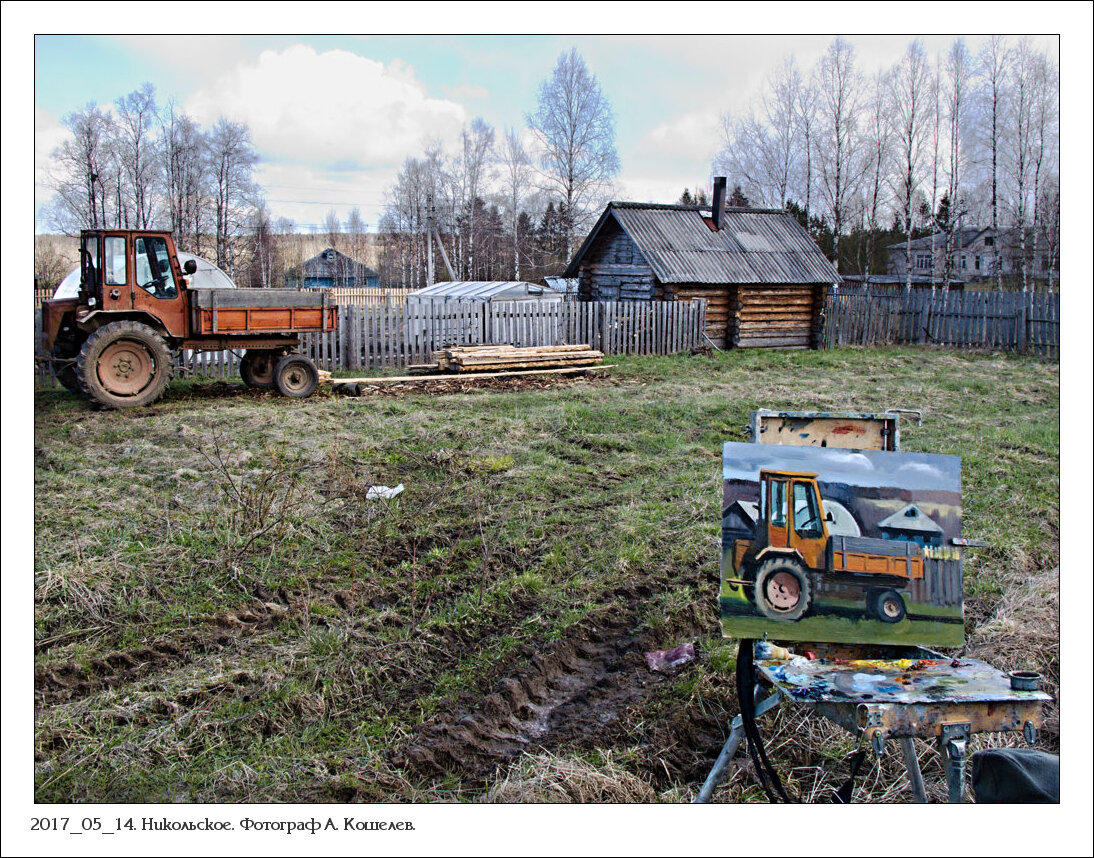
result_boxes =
[183,46,467,168]
[34,106,70,220]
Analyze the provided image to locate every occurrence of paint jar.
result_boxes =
[1009,670,1041,691]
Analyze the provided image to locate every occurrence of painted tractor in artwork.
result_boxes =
[728,470,924,623]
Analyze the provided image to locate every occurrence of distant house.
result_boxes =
[885,228,1056,286]
[288,248,380,290]
[877,504,944,547]
[563,178,840,349]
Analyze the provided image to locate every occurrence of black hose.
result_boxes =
[737,639,794,803]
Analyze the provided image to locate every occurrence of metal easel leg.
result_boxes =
[939,723,971,804]
[899,737,927,803]
[694,690,780,803]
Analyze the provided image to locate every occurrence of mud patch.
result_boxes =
[401,611,668,780]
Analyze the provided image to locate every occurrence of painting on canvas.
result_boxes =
[720,442,964,647]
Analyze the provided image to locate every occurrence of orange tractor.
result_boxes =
[728,470,924,623]
[40,230,337,409]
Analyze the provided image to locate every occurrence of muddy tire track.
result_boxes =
[34,586,301,705]
[398,567,719,783]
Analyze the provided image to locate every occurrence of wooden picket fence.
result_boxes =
[300,299,708,371]
[822,288,1060,358]
[325,287,412,307]
[33,299,707,387]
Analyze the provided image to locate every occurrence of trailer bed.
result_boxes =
[189,288,336,335]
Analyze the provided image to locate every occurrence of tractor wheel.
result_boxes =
[273,353,319,399]
[240,349,278,390]
[77,320,173,409]
[870,589,907,624]
[752,557,813,621]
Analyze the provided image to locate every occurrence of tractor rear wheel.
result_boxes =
[77,320,173,409]
[273,353,319,399]
[752,557,813,621]
[240,349,278,390]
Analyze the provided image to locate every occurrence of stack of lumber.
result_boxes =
[434,344,604,373]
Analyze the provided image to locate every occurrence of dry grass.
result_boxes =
[482,751,657,803]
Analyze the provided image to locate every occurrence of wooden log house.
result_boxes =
[564,178,841,349]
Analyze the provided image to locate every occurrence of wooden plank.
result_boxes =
[331,365,616,385]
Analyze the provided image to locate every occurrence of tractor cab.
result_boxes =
[755,470,831,571]
[76,230,195,338]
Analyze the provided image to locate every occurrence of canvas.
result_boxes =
[720,442,964,647]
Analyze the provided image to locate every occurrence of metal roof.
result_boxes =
[408,280,561,300]
[565,202,840,285]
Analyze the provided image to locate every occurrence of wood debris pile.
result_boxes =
[433,344,604,373]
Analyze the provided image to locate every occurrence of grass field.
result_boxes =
[32,346,1060,803]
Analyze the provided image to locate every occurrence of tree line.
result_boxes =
[714,36,1059,292]
[42,83,287,287]
[377,47,619,289]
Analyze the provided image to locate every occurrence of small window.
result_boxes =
[793,482,823,537]
[770,480,787,528]
[105,236,127,285]
[975,255,981,270]
[134,236,178,299]
[984,236,994,247]
[916,254,933,271]
[960,255,967,270]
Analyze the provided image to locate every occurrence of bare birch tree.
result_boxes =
[208,118,258,278]
[527,47,620,259]
[980,36,1009,291]
[499,127,533,279]
[1028,53,1058,292]
[888,40,931,293]
[815,37,864,274]
[941,39,972,291]
[46,103,116,232]
[795,77,819,224]
[115,82,160,229]
[1007,38,1037,293]
[861,70,893,282]
[159,101,209,255]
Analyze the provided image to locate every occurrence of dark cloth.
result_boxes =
[971,748,1059,803]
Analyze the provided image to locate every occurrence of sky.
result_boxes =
[25,24,1069,234]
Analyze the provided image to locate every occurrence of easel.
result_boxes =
[696,641,1050,803]
[696,411,1051,803]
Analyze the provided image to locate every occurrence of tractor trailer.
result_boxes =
[40,230,336,408]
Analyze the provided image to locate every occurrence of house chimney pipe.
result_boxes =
[713,177,727,230]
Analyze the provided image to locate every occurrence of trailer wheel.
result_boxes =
[77,320,173,409]
[753,558,813,621]
[870,589,906,623]
[240,350,277,390]
[273,354,319,399]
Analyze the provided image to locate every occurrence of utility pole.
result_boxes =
[426,193,435,287]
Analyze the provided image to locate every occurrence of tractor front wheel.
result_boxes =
[77,320,173,409]
[752,557,813,622]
